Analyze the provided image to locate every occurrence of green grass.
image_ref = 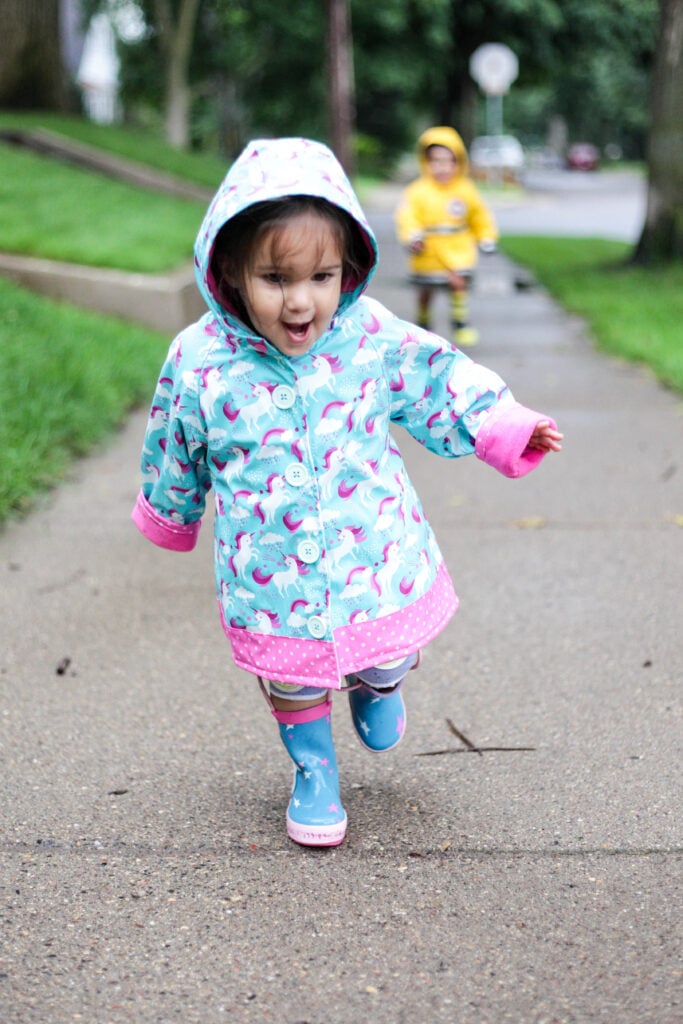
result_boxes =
[0,113,382,271]
[500,235,683,393]
[0,277,168,525]
[0,110,228,188]
[0,142,207,271]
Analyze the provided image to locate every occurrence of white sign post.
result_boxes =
[469,43,518,136]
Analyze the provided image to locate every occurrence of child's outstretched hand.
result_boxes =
[528,420,563,452]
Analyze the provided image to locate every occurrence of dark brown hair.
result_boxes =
[210,196,371,323]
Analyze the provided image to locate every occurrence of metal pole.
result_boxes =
[487,94,503,135]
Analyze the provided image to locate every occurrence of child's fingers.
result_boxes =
[528,426,563,451]
[535,421,564,441]
[542,433,563,451]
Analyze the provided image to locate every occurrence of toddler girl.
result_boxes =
[395,125,499,345]
[132,137,562,847]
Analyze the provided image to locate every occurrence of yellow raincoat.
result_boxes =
[395,126,498,282]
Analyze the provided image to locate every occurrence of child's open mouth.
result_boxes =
[284,321,312,344]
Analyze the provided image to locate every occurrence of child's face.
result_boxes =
[426,146,458,184]
[241,212,344,357]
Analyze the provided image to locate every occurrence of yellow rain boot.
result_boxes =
[451,291,478,346]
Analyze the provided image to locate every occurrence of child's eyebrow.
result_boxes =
[253,261,343,274]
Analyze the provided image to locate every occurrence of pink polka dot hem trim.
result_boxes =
[223,563,458,688]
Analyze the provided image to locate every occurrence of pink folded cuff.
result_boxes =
[131,491,201,551]
[272,701,332,725]
[474,402,556,478]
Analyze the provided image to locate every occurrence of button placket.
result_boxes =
[275,374,327,639]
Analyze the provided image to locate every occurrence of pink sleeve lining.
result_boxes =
[131,491,201,551]
[474,402,556,478]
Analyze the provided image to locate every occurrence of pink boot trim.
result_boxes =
[287,814,347,847]
[272,700,332,726]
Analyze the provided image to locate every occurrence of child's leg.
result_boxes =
[347,652,419,753]
[263,679,346,847]
[416,285,433,329]
[449,273,478,346]
[267,679,328,711]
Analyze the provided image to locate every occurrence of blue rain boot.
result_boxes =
[348,679,407,752]
[273,700,347,847]
[347,653,418,753]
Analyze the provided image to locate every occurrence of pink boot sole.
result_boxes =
[287,813,347,847]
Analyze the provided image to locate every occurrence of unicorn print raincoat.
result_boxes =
[132,137,551,688]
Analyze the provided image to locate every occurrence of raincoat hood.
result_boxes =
[194,137,378,336]
[417,126,469,178]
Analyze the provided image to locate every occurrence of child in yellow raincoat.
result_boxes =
[395,126,498,346]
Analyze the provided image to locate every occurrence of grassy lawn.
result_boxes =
[0,277,168,525]
[500,235,683,394]
[0,121,379,272]
[0,110,228,188]
[0,142,207,271]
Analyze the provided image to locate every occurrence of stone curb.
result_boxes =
[0,251,205,334]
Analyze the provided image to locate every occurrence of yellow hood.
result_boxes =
[417,126,469,177]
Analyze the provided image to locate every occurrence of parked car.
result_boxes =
[566,142,600,171]
[526,145,564,171]
[469,135,525,181]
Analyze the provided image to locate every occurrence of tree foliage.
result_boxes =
[435,0,657,154]
[539,0,658,154]
[77,0,659,167]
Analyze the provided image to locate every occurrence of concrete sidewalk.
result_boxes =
[1,205,681,1023]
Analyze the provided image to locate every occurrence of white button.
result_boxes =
[272,385,296,410]
[285,463,309,487]
[297,539,320,564]
[307,615,326,639]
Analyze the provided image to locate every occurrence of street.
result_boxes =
[494,167,647,243]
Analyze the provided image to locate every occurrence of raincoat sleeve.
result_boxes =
[372,300,553,478]
[394,182,426,246]
[132,331,212,551]
[465,181,499,243]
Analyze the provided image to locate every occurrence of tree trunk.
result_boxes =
[153,0,202,148]
[326,0,355,176]
[438,1,480,148]
[633,0,683,263]
[0,0,68,110]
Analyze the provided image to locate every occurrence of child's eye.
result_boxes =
[313,272,333,282]
[263,273,285,285]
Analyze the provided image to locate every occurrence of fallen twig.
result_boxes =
[446,717,483,756]
[416,746,536,757]
[415,717,536,757]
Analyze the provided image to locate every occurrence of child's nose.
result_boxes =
[285,281,312,311]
